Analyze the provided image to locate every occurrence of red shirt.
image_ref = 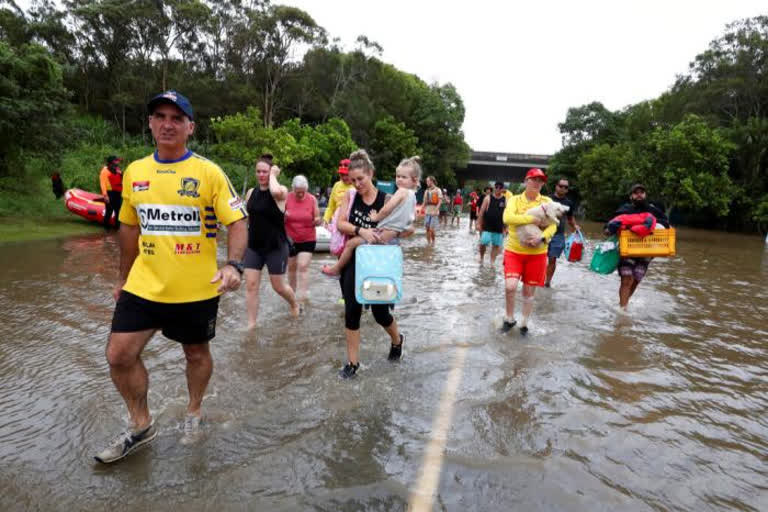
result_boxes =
[469,192,479,212]
[284,192,317,242]
[453,195,463,206]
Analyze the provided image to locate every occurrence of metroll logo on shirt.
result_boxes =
[138,204,201,236]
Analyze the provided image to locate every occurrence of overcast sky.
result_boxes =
[284,0,766,155]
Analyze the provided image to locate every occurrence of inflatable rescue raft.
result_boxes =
[64,188,115,226]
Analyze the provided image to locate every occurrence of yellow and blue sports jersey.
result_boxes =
[119,150,247,303]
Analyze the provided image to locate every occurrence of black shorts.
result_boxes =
[244,245,288,274]
[289,240,316,257]
[111,290,219,344]
[470,210,478,220]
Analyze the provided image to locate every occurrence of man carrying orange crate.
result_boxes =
[604,184,669,310]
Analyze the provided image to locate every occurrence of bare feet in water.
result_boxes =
[321,265,340,277]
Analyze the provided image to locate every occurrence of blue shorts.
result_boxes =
[425,214,439,230]
[480,231,503,247]
[548,233,566,258]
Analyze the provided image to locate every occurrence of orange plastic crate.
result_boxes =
[619,228,676,257]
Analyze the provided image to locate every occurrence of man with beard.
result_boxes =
[607,184,669,309]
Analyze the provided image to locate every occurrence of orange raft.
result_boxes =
[64,188,116,226]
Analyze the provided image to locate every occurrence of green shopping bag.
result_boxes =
[589,236,620,274]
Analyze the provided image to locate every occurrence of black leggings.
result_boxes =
[339,255,393,330]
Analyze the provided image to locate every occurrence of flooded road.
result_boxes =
[1,222,767,511]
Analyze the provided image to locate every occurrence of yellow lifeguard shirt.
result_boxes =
[323,179,354,223]
[119,150,247,303]
[502,192,557,255]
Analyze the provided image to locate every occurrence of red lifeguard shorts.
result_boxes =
[503,250,547,286]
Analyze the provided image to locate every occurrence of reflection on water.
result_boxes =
[0,223,766,511]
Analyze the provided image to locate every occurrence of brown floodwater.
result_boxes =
[0,222,766,511]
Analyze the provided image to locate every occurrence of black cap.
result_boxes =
[629,183,646,194]
[147,90,194,120]
[494,181,504,188]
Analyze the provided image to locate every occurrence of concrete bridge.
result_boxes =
[455,151,552,186]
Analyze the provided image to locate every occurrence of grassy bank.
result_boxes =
[0,164,104,243]
[0,155,108,243]
[0,216,103,243]
[0,117,149,243]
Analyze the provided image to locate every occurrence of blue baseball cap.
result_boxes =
[147,90,194,120]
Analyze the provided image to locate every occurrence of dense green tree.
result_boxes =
[209,106,300,167]
[558,101,623,147]
[369,115,420,180]
[576,143,645,219]
[550,101,624,194]
[554,16,768,231]
[4,0,469,212]
[209,107,357,191]
[0,41,70,179]
[0,4,30,47]
[280,116,356,188]
[642,115,734,217]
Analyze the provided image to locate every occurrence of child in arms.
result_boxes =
[322,156,421,276]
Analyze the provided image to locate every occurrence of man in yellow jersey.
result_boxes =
[500,168,556,335]
[322,158,353,225]
[94,90,248,464]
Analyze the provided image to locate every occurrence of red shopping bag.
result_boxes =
[565,230,585,262]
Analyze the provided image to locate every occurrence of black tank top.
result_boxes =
[483,194,506,233]
[247,188,286,251]
[349,189,386,229]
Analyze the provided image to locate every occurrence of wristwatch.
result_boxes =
[355,226,361,236]
[226,260,244,275]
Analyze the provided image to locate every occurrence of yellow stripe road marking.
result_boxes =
[408,347,468,512]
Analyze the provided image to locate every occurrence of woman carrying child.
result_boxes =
[321,156,420,276]
[330,150,415,379]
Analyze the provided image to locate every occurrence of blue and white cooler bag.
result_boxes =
[354,245,403,305]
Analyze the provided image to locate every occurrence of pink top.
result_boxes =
[284,192,317,243]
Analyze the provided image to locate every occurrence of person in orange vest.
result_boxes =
[100,155,123,229]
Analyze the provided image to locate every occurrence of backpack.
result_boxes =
[355,245,403,304]
[329,189,356,256]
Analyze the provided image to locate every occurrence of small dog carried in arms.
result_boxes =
[516,201,570,241]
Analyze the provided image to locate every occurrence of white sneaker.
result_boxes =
[94,423,157,464]
[180,415,203,446]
